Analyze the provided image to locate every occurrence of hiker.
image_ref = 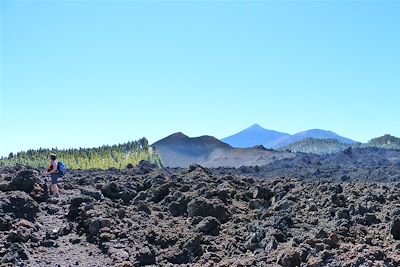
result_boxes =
[46,153,60,197]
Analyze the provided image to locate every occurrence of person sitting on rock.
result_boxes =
[45,153,60,197]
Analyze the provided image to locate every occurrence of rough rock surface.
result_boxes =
[1,162,400,266]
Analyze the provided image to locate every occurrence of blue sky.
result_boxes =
[1,1,399,156]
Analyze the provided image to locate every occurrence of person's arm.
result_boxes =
[45,165,51,175]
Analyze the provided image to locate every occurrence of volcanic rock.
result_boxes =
[187,197,230,223]
[0,191,39,221]
[1,159,400,266]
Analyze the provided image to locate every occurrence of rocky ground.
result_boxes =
[2,160,400,266]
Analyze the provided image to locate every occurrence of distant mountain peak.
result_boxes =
[248,123,263,129]
[244,124,271,132]
[167,132,189,138]
[299,129,334,134]
[222,124,290,148]
[222,126,357,149]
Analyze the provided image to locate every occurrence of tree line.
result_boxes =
[366,134,400,150]
[0,137,163,170]
[279,134,400,155]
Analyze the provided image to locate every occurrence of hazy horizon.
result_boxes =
[0,122,394,157]
[1,1,399,156]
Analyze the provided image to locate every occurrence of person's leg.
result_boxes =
[51,174,60,197]
[53,184,60,197]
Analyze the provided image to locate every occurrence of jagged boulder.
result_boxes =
[81,188,104,201]
[0,191,39,221]
[134,246,156,266]
[101,182,136,204]
[195,216,220,236]
[187,197,230,223]
[7,169,43,193]
[391,218,400,240]
[138,160,157,174]
[1,168,49,202]
[101,182,121,199]
[67,195,94,219]
[252,186,274,200]
[277,248,308,267]
[165,234,203,264]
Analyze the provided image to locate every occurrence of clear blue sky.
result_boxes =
[1,1,399,156]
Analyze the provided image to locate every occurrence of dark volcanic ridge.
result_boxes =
[1,158,400,266]
[233,147,400,183]
[152,132,294,168]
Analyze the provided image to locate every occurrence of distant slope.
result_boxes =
[278,135,400,155]
[153,132,294,168]
[271,129,357,148]
[279,138,353,155]
[364,134,400,150]
[222,124,357,149]
[222,124,290,148]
